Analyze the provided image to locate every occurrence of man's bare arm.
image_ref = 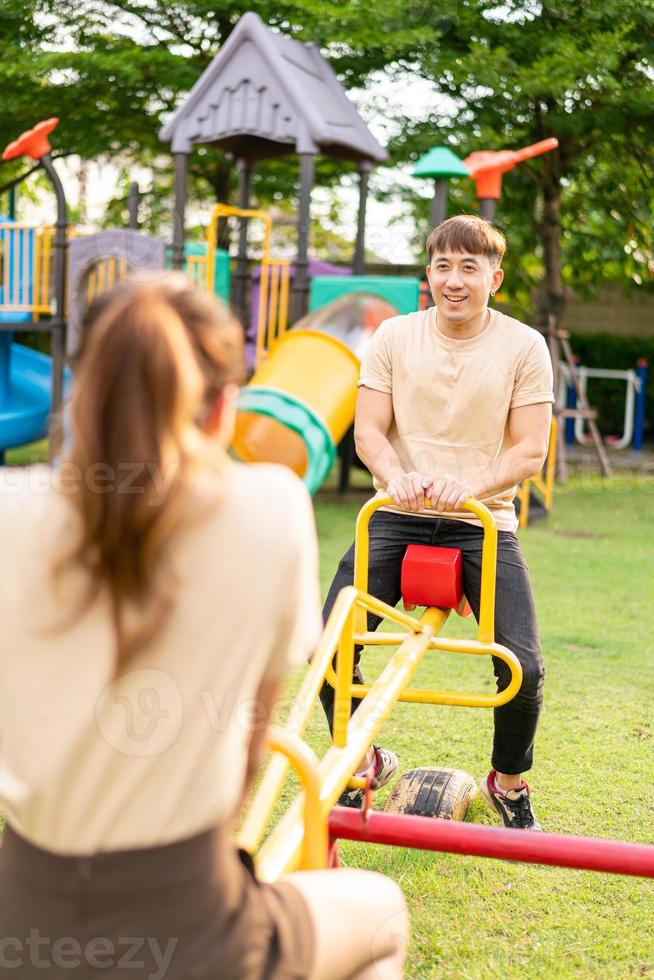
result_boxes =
[421,403,552,513]
[469,402,551,500]
[354,387,399,486]
[354,387,433,512]
[356,389,551,514]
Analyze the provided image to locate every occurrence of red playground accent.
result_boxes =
[464,138,558,200]
[2,118,60,162]
[401,545,464,610]
[329,809,654,879]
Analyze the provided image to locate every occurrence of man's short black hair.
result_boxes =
[427,214,506,267]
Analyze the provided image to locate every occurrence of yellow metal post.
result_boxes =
[267,260,279,349]
[518,417,558,527]
[256,261,270,367]
[265,730,328,871]
[544,416,558,510]
[278,261,290,341]
[41,228,52,312]
[333,602,355,748]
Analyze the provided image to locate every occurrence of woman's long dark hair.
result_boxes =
[54,274,245,671]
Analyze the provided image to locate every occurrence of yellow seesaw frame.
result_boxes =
[239,495,522,878]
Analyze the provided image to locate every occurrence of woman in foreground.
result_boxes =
[0,276,408,979]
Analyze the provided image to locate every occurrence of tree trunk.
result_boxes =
[536,173,566,329]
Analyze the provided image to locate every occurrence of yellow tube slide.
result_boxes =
[231,294,397,490]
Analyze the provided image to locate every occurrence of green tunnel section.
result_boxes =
[236,386,336,495]
[309,275,420,315]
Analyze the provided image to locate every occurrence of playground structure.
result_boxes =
[560,359,648,452]
[2,22,654,976]
[0,219,57,454]
[159,11,387,325]
[232,268,420,492]
[240,493,654,882]
[1,119,68,459]
[0,128,232,458]
[0,11,391,469]
[412,137,559,227]
[206,203,290,368]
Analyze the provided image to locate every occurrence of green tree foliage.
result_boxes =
[0,0,431,236]
[1,1,652,316]
[393,0,654,321]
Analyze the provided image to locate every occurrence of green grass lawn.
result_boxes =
[303,474,654,979]
[4,439,49,466]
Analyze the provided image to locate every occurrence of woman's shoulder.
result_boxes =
[0,466,76,574]
[229,460,311,507]
[0,465,59,517]
[203,462,314,563]
[231,463,311,529]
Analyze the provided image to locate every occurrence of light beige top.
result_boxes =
[359,306,554,532]
[0,461,321,855]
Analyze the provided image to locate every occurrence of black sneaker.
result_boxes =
[480,769,542,831]
[336,786,365,809]
[336,745,399,809]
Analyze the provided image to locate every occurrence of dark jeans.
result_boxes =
[319,511,545,775]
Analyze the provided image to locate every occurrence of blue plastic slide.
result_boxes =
[0,332,60,453]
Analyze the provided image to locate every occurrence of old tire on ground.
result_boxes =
[384,767,477,821]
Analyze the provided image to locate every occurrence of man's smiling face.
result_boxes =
[426,250,504,325]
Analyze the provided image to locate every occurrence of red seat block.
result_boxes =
[401,544,464,610]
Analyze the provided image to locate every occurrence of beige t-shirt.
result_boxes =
[359,306,554,531]
[0,461,321,854]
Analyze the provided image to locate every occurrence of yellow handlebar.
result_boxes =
[264,729,328,870]
[353,495,497,644]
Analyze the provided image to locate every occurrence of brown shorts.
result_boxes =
[0,823,314,979]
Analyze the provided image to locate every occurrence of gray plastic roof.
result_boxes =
[160,12,387,165]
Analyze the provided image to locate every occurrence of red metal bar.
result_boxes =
[329,809,654,879]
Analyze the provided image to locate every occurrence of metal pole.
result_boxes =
[291,153,315,323]
[634,359,648,451]
[329,809,654,879]
[431,178,449,228]
[40,153,68,461]
[127,182,140,229]
[478,197,497,223]
[172,152,188,269]
[232,158,253,324]
[353,163,371,275]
